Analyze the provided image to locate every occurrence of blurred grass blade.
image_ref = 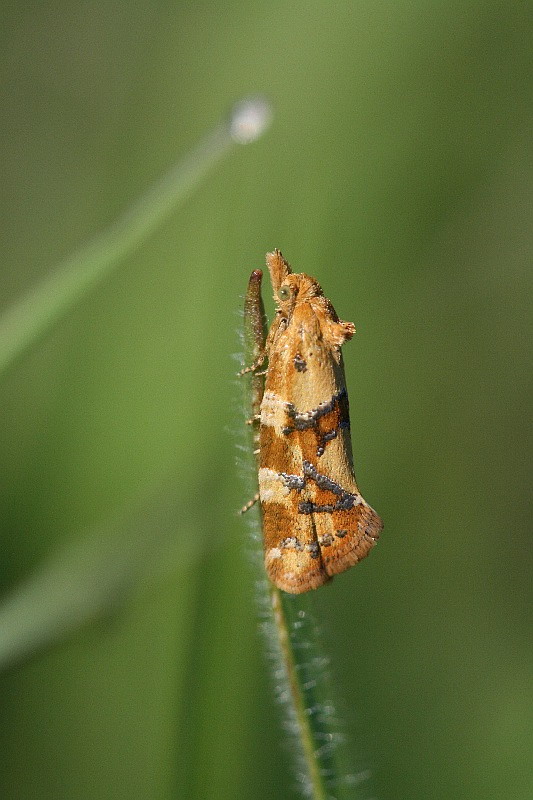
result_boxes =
[0,96,272,377]
[0,481,198,672]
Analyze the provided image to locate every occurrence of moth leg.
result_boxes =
[237,351,266,376]
[245,413,261,425]
[239,492,260,515]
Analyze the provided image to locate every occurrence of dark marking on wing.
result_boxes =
[293,353,307,372]
[281,389,350,458]
[298,460,361,514]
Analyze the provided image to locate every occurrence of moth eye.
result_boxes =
[278,285,291,301]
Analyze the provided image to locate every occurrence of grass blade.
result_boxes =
[0,96,272,377]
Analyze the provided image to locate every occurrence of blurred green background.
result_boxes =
[0,2,531,799]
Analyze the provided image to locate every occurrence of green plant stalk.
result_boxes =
[0,96,271,377]
[242,269,340,800]
[0,478,200,672]
[271,588,331,800]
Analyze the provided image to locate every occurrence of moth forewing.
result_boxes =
[255,249,382,594]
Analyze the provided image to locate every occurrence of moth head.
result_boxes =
[266,250,355,346]
[276,283,292,302]
[276,273,323,305]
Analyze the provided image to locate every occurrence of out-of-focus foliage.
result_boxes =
[0,3,531,799]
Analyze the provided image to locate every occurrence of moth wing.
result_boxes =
[285,304,382,577]
[259,270,382,594]
[262,503,330,594]
[312,502,382,578]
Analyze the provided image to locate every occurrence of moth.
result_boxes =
[243,249,382,594]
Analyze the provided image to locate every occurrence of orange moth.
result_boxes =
[243,250,382,594]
